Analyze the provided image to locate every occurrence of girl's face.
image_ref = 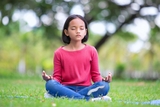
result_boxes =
[64,18,87,43]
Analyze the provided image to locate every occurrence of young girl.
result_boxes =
[42,14,112,101]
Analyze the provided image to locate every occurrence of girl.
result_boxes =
[42,14,112,101]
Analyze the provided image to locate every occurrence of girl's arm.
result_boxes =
[90,47,102,82]
[53,51,62,83]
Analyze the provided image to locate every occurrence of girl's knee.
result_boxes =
[95,81,110,92]
[100,82,110,95]
[96,81,109,87]
[102,81,110,88]
[46,80,59,89]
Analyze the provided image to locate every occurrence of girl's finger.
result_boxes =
[105,76,108,81]
[49,75,53,79]
[108,73,112,82]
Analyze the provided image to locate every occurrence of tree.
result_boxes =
[1,0,160,77]
[0,0,160,50]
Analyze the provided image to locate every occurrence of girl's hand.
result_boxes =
[42,71,53,81]
[102,72,112,83]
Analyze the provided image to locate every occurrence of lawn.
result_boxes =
[0,73,160,107]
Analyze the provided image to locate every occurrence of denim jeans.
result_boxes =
[45,80,110,100]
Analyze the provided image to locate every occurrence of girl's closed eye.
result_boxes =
[71,27,76,30]
[80,27,84,30]
[70,26,84,30]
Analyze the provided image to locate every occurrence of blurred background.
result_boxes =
[0,0,160,80]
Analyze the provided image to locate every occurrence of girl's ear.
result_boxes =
[64,29,69,36]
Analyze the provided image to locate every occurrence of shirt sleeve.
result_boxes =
[90,47,102,82]
[53,51,62,83]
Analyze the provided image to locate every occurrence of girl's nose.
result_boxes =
[76,28,80,33]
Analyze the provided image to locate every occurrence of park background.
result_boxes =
[1,0,160,80]
[0,0,160,107]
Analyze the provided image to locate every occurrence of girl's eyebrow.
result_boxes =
[71,25,84,27]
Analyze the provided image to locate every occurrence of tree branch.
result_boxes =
[94,13,138,51]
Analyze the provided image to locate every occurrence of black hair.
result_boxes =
[62,14,89,44]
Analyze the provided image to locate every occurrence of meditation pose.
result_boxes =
[42,14,112,101]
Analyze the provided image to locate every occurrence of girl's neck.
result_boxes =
[64,42,85,51]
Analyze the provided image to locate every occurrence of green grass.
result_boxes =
[0,74,160,107]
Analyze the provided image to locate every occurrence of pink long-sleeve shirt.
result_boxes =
[53,44,102,86]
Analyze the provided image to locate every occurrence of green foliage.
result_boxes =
[149,26,160,45]
[0,22,62,73]
[0,21,19,37]
[114,63,126,79]
[128,54,142,71]
[153,61,160,72]
[87,29,102,45]
[116,30,138,42]
[0,0,160,79]
[42,58,53,71]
